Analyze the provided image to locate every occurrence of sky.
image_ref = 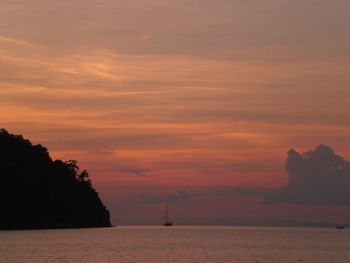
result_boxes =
[1,0,350,225]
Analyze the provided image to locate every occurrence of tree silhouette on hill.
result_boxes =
[0,129,111,229]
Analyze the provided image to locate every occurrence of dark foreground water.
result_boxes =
[0,226,349,263]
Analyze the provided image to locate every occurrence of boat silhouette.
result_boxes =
[163,204,173,226]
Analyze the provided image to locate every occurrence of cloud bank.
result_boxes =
[219,145,350,205]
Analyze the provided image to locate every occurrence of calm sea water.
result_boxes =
[0,226,349,263]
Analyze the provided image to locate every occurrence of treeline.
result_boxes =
[0,129,111,229]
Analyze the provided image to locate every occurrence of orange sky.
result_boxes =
[1,0,350,225]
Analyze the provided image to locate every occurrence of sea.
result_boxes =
[0,226,349,263]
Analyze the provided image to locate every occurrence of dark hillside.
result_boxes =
[0,129,111,229]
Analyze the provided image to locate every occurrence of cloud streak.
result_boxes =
[0,36,33,46]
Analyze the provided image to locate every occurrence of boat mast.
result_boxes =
[165,204,168,222]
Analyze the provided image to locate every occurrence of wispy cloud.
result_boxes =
[0,36,33,46]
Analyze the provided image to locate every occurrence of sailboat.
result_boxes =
[163,204,173,226]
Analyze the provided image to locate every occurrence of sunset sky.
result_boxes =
[1,0,350,225]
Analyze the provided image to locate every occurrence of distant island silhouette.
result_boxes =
[0,129,111,229]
